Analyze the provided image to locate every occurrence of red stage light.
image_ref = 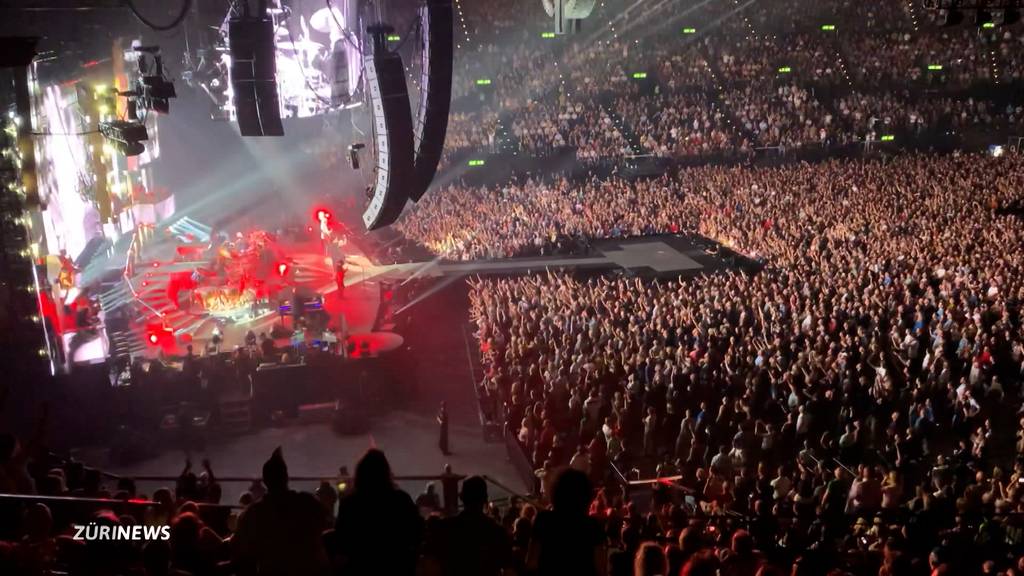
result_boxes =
[277,262,289,276]
[146,324,173,347]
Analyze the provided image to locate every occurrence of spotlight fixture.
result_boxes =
[130,46,177,114]
[349,143,365,170]
[98,120,149,157]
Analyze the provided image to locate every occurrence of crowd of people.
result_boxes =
[464,152,1024,574]
[9,2,1024,576]
[2,438,812,576]
[616,90,737,158]
[396,175,692,261]
[441,0,1024,163]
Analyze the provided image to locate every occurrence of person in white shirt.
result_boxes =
[569,445,590,475]
[770,467,792,500]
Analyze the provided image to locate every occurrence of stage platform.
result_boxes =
[360,233,760,283]
[95,232,387,362]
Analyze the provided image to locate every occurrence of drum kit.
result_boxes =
[309,6,345,34]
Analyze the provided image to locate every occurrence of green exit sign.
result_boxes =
[475,78,492,85]
[880,135,895,142]
[927,64,943,71]
[778,66,792,73]
[632,72,648,79]
[386,34,401,41]
[468,159,486,167]
[541,32,556,38]
[683,27,697,34]
[821,24,836,31]
[982,22,995,28]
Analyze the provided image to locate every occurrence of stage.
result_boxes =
[347,233,761,287]
[64,215,401,367]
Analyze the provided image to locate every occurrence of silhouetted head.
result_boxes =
[550,468,592,516]
[262,447,288,494]
[354,449,393,494]
[731,529,753,556]
[460,476,488,511]
[634,541,667,576]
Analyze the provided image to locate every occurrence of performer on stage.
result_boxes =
[437,401,451,456]
[335,261,347,298]
[56,249,77,298]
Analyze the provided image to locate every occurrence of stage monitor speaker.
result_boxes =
[408,0,454,202]
[228,17,284,137]
[361,50,415,230]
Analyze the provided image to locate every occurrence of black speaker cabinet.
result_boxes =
[228,17,284,137]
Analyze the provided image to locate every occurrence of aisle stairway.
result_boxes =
[598,91,647,157]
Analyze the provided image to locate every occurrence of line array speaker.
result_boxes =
[228,17,284,137]
[409,0,454,202]
[361,50,415,230]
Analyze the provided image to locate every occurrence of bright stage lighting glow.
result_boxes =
[268,0,359,118]
[36,85,97,261]
[208,1,363,122]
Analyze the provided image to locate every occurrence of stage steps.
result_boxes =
[98,282,133,313]
[166,216,212,244]
[108,329,146,361]
[218,396,252,433]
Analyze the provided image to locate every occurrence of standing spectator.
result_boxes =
[634,541,667,576]
[421,476,514,576]
[438,402,451,456]
[232,447,330,576]
[333,449,423,575]
[527,468,607,576]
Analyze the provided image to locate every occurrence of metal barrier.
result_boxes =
[0,492,236,509]
[17,461,534,518]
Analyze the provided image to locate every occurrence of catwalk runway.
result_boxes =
[358,233,760,284]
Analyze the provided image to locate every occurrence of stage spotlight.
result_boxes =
[277,262,289,277]
[130,46,177,114]
[349,143,365,170]
[99,120,149,157]
[146,324,174,347]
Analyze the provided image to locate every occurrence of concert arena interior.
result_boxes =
[1,1,1024,575]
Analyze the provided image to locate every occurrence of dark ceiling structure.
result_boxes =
[0,0,226,85]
